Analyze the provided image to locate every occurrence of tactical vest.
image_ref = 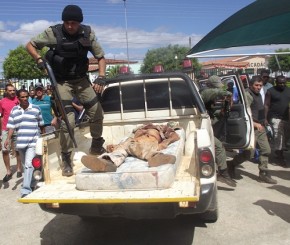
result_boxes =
[247,88,265,123]
[46,24,91,80]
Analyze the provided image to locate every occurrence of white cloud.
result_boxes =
[0,21,4,31]
[0,20,202,64]
[90,24,202,50]
[0,20,56,45]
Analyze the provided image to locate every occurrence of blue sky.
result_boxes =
[1,0,289,74]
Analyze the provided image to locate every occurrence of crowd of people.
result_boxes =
[223,69,290,186]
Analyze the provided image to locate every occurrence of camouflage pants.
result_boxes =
[232,129,271,171]
[56,77,104,153]
[101,136,159,167]
[214,137,227,170]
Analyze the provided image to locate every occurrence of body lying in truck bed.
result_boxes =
[75,127,186,191]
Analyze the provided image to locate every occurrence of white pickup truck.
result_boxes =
[20,72,253,222]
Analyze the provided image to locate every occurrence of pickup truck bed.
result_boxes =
[19,72,217,221]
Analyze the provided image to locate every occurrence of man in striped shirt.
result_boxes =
[4,89,45,197]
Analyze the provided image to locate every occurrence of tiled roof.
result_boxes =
[88,57,138,72]
[201,56,267,69]
[202,57,249,68]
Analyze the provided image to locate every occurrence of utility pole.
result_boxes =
[123,0,130,67]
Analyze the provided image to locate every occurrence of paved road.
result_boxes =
[0,152,289,245]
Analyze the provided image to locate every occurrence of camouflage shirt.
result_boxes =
[30,25,105,59]
[200,88,232,104]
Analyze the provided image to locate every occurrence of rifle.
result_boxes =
[44,61,78,148]
[221,94,232,142]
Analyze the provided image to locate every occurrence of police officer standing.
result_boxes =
[228,76,277,184]
[26,5,107,177]
[200,75,236,187]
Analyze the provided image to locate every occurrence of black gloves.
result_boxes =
[36,57,46,70]
[37,61,46,70]
[93,76,106,86]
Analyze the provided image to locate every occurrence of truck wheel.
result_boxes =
[200,184,218,223]
[199,208,218,223]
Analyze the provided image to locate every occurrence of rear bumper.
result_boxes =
[38,182,217,219]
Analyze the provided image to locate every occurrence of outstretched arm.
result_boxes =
[158,131,180,150]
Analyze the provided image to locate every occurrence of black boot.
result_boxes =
[217,169,237,187]
[259,171,277,184]
[61,152,73,177]
[89,137,106,155]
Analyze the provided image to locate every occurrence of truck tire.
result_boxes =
[199,208,218,223]
[200,186,218,223]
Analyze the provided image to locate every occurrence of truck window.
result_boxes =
[101,80,195,113]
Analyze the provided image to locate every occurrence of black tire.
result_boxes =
[200,183,218,223]
[199,208,218,223]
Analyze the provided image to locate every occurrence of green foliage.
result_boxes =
[268,48,290,72]
[3,45,47,80]
[106,65,121,78]
[140,44,201,74]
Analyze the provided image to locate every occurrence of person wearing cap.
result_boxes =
[25,5,106,177]
[32,84,58,134]
[200,75,236,187]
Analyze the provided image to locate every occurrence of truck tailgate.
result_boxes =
[19,180,199,204]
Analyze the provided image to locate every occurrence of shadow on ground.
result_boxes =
[40,215,206,245]
[253,199,290,223]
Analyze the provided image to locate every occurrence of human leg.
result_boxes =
[2,130,12,181]
[19,147,36,196]
[227,150,251,178]
[256,130,271,170]
[255,130,277,184]
[270,118,285,160]
[77,79,105,155]
[55,82,75,176]
[214,137,236,187]
[2,151,12,182]
[12,133,22,176]
[81,138,132,172]
[16,151,22,178]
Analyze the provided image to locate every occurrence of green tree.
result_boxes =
[106,65,121,78]
[3,45,47,80]
[268,48,290,72]
[140,44,201,74]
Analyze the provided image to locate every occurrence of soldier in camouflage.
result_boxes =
[200,75,236,187]
[26,5,107,177]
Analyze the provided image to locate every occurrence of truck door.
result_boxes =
[218,74,254,150]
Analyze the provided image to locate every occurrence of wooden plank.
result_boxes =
[19,181,198,204]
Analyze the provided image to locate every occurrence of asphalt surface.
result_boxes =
[0,151,289,245]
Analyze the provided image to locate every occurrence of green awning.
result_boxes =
[187,0,290,57]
